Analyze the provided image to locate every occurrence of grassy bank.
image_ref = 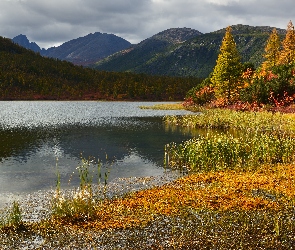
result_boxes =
[164,108,295,133]
[2,108,295,248]
[139,103,185,110]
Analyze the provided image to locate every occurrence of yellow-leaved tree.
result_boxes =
[278,20,295,65]
[211,26,242,104]
[262,28,281,70]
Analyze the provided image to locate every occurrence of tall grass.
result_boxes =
[3,108,295,248]
[165,131,295,172]
[2,146,295,247]
[164,109,295,172]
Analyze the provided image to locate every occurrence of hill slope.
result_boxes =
[94,25,286,78]
[0,36,200,100]
[94,27,203,74]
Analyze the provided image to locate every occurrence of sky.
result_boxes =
[0,0,294,49]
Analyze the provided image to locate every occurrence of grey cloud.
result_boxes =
[212,0,295,28]
[0,0,294,48]
[20,0,153,46]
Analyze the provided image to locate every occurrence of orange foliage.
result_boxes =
[52,164,295,230]
[269,91,295,107]
[241,68,254,80]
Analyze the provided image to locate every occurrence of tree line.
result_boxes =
[0,36,202,101]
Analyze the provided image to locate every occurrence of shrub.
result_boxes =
[240,64,295,106]
[185,77,215,106]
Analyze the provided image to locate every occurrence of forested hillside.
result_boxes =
[0,36,201,100]
[94,25,286,78]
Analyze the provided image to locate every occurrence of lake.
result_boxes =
[0,101,194,206]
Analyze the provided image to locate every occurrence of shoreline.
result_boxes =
[0,172,181,223]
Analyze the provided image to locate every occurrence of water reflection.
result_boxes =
[0,102,195,197]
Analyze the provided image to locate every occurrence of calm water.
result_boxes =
[0,101,194,201]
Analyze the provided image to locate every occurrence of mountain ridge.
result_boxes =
[93,27,203,74]
[94,24,287,78]
[12,32,132,66]
[11,24,288,78]
[12,27,202,67]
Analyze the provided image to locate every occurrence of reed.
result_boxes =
[2,160,295,248]
[3,108,295,247]
[8,201,23,227]
[165,131,295,172]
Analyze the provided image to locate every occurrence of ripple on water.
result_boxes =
[0,101,192,129]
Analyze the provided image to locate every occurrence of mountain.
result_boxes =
[42,32,132,66]
[12,32,132,66]
[12,34,41,53]
[94,25,286,78]
[11,25,287,79]
[149,27,203,43]
[94,27,203,75]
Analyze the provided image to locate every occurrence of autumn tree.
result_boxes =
[262,28,281,70]
[210,26,242,104]
[278,20,295,65]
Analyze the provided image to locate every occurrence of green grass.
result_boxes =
[164,109,295,172]
[51,156,108,223]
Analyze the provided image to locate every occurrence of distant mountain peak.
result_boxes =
[213,24,286,35]
[12,32,132,66]
[42,32,132,66]
[152,27,203,43]
[12,34,41,53]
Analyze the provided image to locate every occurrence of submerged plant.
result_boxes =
[77,156,94,192]
[55,157,61,195]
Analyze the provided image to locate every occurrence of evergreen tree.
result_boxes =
[262,28,281,69]
[278,20,295,65]
[210,26,242,104]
